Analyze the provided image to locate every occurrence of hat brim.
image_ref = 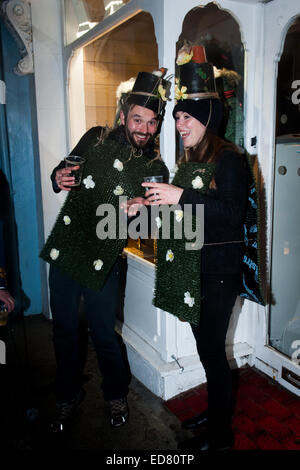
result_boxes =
[126,94,162,114]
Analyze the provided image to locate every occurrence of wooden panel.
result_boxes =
[84,61,157,86]
[86,106,117,128]
[108,20,155,41]
[84,83,116,107]
[82,11,159,132]
[83,40,157,64]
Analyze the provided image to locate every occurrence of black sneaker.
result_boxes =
[109,397,129,428]
[50,388,86,433]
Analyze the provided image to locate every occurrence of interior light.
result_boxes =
[104,1,124,16]
[76,21,98,38]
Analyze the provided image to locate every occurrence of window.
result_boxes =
[64,0,131,45]
[68,11,158,147]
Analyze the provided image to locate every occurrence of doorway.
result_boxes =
[269,17,300,370]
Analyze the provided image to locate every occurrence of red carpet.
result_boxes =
[165,366,300,450]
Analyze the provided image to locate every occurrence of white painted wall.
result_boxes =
[31,0,67,240]
[30,0,67,316]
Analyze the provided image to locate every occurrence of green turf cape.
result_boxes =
[40,128,168,291]
[153,162,216,325]
[153,155,265,326]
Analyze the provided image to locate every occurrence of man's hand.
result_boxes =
[120,197,146,217]
[55,167,79,191]
[0,289,15,312]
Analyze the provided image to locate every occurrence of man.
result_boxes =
[40,70,170,432]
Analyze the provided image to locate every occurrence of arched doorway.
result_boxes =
[175,3,245,161]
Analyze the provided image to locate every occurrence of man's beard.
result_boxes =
[125,126,155,149]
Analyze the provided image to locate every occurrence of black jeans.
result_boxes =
[49,259,130,402]
[191,276,240,435]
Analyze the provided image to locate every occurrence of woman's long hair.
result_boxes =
[183,130,240,164]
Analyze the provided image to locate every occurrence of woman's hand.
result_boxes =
[142,182,183,205]
[120,197,147,217]
[55,167,79,191]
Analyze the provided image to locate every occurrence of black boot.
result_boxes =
[178,427,234,451]
[181,409,208,430]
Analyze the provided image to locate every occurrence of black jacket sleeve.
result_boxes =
[178,151,248,276]
[50,127,103,193]
[178,151,247,237]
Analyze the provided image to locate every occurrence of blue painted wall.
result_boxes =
[0,22,43,315]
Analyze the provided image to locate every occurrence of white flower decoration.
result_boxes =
[184,291,195,308]
[63,215,71,225]
[155,217,162,229]
[175,210,183,222]
[93,259,103,271]
[113,159,124,172]
[113,185,124,196]
[83,175,95,189]
[192,176,204,190]
[166,249,174,262]
[50,248,59,260]
[172,164,179,174]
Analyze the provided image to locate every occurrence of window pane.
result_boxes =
[68,12,158,146]
[64,0,131,45]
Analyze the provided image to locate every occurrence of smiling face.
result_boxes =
[175,111,206,148]
[120,105,158,148]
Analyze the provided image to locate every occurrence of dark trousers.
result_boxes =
[191,276,239,436]
[49,259,130,402]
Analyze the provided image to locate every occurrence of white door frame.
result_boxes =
[254,0,300,396]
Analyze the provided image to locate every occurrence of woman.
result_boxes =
[141,55,248,450]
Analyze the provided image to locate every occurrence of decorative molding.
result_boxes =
[1,0,34,75]
[0,80,6,104]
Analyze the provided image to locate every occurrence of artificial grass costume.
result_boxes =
[40,70,172,427]
[40,125,168,291]
[153,152,265,325]
[153,45,265,326]
[41,68,171,291]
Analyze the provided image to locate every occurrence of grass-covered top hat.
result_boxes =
[125,68,171,116]
[173,44,222,134]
